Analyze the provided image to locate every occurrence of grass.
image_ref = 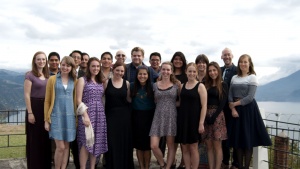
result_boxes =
[0,124,26,159]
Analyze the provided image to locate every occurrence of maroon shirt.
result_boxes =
[25,71,48,98]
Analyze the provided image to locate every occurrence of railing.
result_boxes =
[263,118,300,169]
[0,109,26,148]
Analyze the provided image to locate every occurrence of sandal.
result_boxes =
[160,162,166,169]
[171,159,177,169]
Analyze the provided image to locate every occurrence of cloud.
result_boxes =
[0,0,300,85]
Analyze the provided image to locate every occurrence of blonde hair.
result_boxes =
[60,56,77,81]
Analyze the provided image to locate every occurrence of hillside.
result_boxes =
[0,68,299,110]
[0,70,25,110]
[256,70,300,102]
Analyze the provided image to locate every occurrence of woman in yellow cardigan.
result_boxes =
[44,56,77,169]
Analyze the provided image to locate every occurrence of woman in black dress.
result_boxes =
[104,61,134,169]
[176,63,207,169]
[171,51,188,169]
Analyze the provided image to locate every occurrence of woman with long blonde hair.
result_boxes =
[44,56,77,169]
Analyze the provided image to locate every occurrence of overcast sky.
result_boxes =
[1,0,299,84]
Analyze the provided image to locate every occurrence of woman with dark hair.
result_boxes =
[104,61,134,169]
[131,65,155,169]
[176,62,207,169]
[101,51,113,80]
[44,56,77,169]
[76,57,108,168]
[171,51,188,83]
[171,52,187,168]
[150,61,180,169]
[195,54,209,83]
[24,51,51,169]
[228,54,271,169]
[202,62,228,169]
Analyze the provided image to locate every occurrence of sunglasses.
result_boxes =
[116,54,126,57]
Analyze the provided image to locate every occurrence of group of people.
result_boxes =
[24,47,271,169]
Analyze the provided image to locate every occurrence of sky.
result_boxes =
[1,0,300,85]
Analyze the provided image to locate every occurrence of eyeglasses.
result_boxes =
[72,56,81,60]
[116,54,126,57]
[150,59,160,62]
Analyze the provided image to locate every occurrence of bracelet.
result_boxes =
[28,113,33,114]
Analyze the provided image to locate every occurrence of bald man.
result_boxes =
[221,48,238,169]
[115,50,127,63]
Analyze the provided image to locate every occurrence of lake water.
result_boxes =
[257,101,300,123]
[3,102,299,123]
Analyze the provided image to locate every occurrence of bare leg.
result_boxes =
[144,150,151,169]
[205,140,214,169]
[89,154,96,169]
[151,136,165,167]
[137,150,145,169]
[178,144,185,167]
[213,140,222,169]
[79,146,88,169]
[181,144,191,169]
[61,142,69,169]
[54,140,67,169]
[166,136,175,169]
[172,143,178,167]
[189,143,199,169]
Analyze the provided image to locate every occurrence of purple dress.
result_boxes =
[77,77,108,157]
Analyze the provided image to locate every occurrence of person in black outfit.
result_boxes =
[69,50,83,169]
[220,48,238,169]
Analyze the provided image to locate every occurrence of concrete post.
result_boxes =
[253,109,270,169]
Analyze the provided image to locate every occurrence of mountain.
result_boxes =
[256,70,300,102]
[0,70,25,110]
[0,68,299,110]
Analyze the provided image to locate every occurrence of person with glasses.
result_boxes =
[70,50,84,78]
[220,48,238,169]
[69,50,83,169]
[79,52,90,75]
[115,50,127,63]
[149,52,161,74]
